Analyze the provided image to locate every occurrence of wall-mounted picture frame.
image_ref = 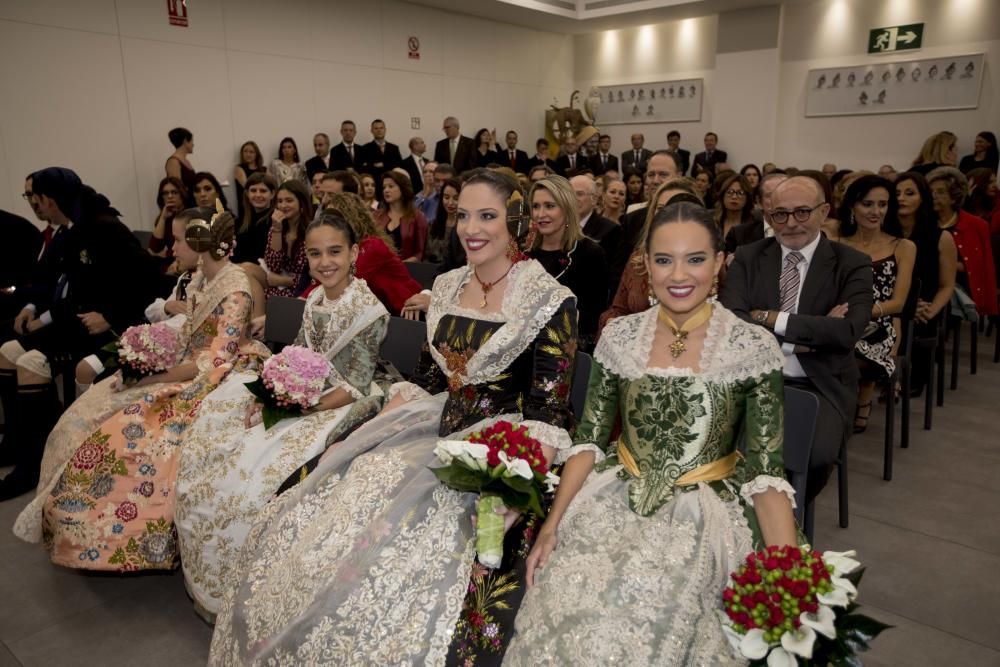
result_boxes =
[805,53,984,117]
[594,78,703,125]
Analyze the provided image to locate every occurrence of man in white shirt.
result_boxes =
[720,176,873,508]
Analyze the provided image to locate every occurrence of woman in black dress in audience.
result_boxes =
[527,175,608,351]
[234,141,266,219]
[191,172,230,212]
[623,166,645,208]
[425,178,460,264]
[148,176,188,272]
[474,128,497,168]
[714,173,754,243]
[958,131,998,175]
[233,172,277,265]
[165,127,196,195]
[894,171,957,396]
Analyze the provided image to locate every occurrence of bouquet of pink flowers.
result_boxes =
[245,345,331,429]
[719,546,889,666]
[101,323,182,385]
[431,420,559,568]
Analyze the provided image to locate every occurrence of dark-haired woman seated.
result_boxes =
[505,201,797,665]
[176,211,391,619]
[16,207,267,570]
[424,178,460,264]
[209,169,578,666]
[149,176,188,271]
[831,175,916,432]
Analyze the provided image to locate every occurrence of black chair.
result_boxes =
[405,262,439,290]
[782,386,819,538]
[570,352,593,421]
[263,296,306,351]
[132,229,153,248]
[380,317,426,379]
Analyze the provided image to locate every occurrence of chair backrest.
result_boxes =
[264,296,306,350]
[571,352,593,421]
[132,229,153,248]
[406,262,439,290]
[782,386,818,475]
[380,316,427,378]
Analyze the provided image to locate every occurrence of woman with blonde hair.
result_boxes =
[912,131,958,175]
[528,175,608,350]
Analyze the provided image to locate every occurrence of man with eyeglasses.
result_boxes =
[724,170,788,254]
[720,176,873,518]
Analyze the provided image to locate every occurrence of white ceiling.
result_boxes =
[404,0,794,33]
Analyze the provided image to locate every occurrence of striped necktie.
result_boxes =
[779,251,804,313]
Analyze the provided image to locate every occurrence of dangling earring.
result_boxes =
[350,262,356,277]
[506,237,524,263]
[647,278,658,306]
[709,276,719,299]
[850,212,856,227]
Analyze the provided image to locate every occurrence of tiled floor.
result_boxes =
[1,341,999,666]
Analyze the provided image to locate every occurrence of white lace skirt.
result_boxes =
[504,467,751,666]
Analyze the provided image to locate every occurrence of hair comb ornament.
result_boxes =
[506,191,532,261]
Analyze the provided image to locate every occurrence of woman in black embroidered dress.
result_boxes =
[209,169,579,666]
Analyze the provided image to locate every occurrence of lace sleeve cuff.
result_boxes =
[388,381,430,404]
[740,475,797,509]
[520,419,573,455]
[554,443,606,466]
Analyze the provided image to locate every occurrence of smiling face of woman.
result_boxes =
[852,186,889,232]
[193,179,219,208]
[645,220,722,323]
[275,189,300,220]
[247,183,274,211]
[456,182,511,273]
[531,188,567,242]
[305,224,358,297]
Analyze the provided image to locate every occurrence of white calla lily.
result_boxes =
[739,629,770,660]
[543,471,561,493]
[800,605,837,639]
[458,442,490,471]
[823,549,861,575]
[818,585,851,608]
[504,456,534,480]
[766,647,798,667]
[433,440,460,464]
[780,624,816,659]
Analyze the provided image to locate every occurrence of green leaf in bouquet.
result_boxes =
[244,378,270,402]
[261,404,299,430]
[489,479,545,516]
[838,613,892,643]
[843,566,866,588]
[430,462,489,493]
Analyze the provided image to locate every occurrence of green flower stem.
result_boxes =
[476,494,504,569]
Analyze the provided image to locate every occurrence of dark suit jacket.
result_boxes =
[329,143,365,172]
[555,153,586,177]
[621,148,653,173]
[304,154,332,179]
[589,153,620,176]
[719,236,873,424]
[434,135,477,174]
[692,149,728,176]
[582,213,624,290]
[495,148,531,174]
[668,148,690,176]
[724,220,765,255]
[527,156,557,172]
[400,155,428,192]
[361,141,402,179]
[0,210,42,289]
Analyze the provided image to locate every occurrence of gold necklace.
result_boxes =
[472,262,514,309]
[657,302,713,358]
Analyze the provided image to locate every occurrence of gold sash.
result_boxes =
[616,439,743,486]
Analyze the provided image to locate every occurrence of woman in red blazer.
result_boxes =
[375,170,428,262]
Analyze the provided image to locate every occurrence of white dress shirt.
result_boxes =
[773,233,822,378]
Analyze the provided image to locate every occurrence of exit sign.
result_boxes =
[868,23,923,54]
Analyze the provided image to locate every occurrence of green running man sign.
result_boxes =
[868,23,924,54]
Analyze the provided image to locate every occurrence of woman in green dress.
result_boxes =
[505,202,799,665]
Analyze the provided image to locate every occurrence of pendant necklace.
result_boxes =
[657,301,713,358]
[472,262,515,309]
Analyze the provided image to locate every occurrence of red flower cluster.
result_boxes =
[724,545,835,644]
[468,421,549,476]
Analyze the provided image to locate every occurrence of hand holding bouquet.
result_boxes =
[431,421,560,569]
[244,345,331,429]
[101,323,182,387]
[719,546,889,665]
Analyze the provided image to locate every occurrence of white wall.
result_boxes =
[574,0,1000,173]
[0,0,574,228]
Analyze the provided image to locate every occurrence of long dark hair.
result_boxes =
[837,175,901,238]
[277,136,300,163]
[430,178,461,240]
[276,180,313,258]
[382,170,416,219]
[714,173,754,225]
[974,131,999,167]
[962,168,995,218]
[240,172,277,233]
[306,210,358,246]
[156,176,188,209]
[623,166,645,207]
[192,171,229,210]
[893,172,938,244]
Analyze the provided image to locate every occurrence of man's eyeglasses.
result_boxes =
[21,191,33,200]
[769,204,824,224]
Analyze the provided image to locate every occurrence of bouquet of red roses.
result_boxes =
[719,546,889,666]
[431,420,559,568]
